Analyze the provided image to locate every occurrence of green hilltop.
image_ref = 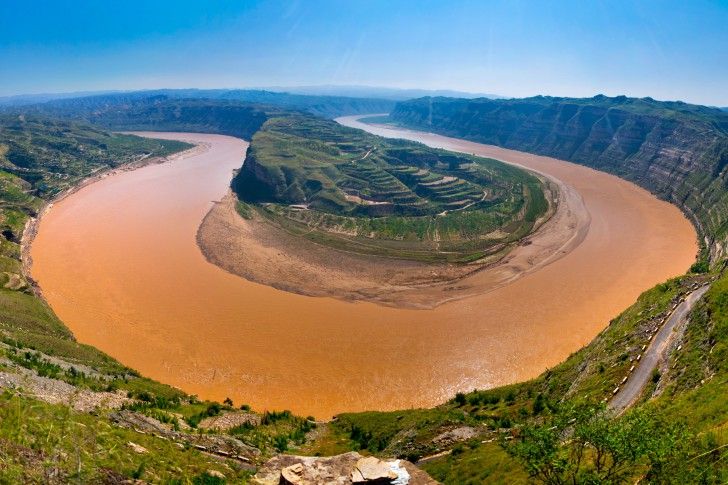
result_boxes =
[0,113,190,290]
[233,113,548,262]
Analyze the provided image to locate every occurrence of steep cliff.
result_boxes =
[391,95,728,259]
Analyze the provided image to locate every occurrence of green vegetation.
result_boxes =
[229,410,317,453]
[303,271,726,483]
[0,392,251,483]
[0,115,268,481]
[650,270,728,435]
[504,404,717,484]
[0,113,189,198]
[233,113,549,262]
[0,114,189,377]
[423,442,529,485]
[0,114,191,297]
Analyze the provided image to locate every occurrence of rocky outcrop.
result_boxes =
[252,452,438,485]
[197,410,261,431]
[391,95,728,259]
[109,410,261,462]
[432,426,479,446]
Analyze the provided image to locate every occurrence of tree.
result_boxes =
[503,404,690,484]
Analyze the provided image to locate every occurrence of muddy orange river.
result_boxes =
[30,120,697,418]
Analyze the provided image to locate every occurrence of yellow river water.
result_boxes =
[30,121,697,418]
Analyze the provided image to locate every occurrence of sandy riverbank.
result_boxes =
[197,167,587,308]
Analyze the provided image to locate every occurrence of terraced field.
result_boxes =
[232,114,549,262]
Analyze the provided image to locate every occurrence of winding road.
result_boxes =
[609,285,710,413]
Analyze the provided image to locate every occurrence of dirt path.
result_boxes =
[609,285,710,413]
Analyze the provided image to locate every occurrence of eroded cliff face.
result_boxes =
[232,145,304,203]
[391,96,728,259]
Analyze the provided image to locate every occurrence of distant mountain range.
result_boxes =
[0,90,125,107]
[257,85,503,100]
[0,85,501,108]
[4,89,396,119]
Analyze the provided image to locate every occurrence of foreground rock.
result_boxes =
[253,452,438,484]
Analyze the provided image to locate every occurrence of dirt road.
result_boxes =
[609,285,710,413]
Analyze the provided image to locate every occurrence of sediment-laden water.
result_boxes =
[30,125,696,418]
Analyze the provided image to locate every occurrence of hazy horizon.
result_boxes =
[1,0,727,106]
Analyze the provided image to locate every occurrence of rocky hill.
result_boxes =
[390,95,728,261]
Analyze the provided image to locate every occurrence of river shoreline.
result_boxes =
[196,178,586,309]
[29,129,697,418]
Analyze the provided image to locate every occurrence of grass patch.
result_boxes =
[0,391,250,482]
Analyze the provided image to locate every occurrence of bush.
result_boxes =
[261,410,292,425]
[273,435,288,452]
[652,370,662,383]
[532,393,546,415]
[192,472,225,485]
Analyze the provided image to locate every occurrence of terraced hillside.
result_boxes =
[389,95,728,263]
[233,114,550,262]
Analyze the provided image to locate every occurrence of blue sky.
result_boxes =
[1,0,727,105]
